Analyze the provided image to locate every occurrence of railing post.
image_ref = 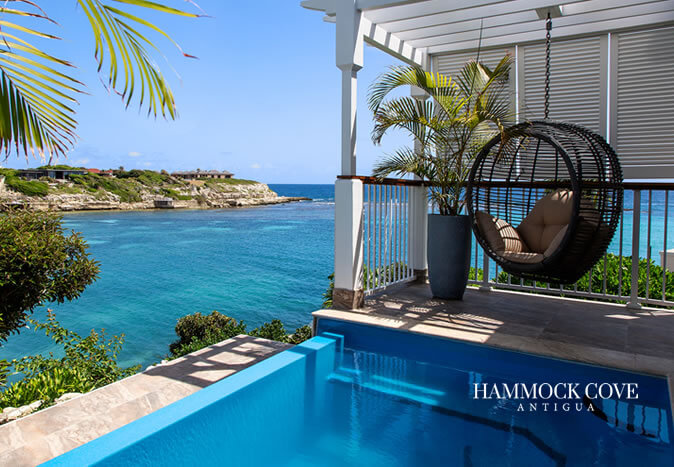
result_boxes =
[627,189,642,310]
[334,178,364,309]
[480,251,492,292]
[409,184,428,282]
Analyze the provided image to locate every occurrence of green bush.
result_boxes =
[0,169,49,197]
[204,178,258,186]
[6,177,48,197]
[476,253,674,304]
[161,188,191,200]
[69,173,142,202]
[0,311,138,409]
[37,165,81,170]
[116,169,172,186]
[249,319,287,342]
[288,325,312,345]
[168,311,313,359]
[169,311,246,356]
[0,211,99,341]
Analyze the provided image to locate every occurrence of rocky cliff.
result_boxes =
[0,171,307,212]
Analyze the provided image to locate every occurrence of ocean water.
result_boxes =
[0,185,335,369]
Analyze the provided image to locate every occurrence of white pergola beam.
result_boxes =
[365,0,541,24]
[362,16,425,65]
[427,9,674,54]
[385,0,589,35]
[356,0,427,11]
[410,1,674,48]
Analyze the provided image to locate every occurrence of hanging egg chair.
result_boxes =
[466,16,623,284]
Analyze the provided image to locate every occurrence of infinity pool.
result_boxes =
[45,320,674,466]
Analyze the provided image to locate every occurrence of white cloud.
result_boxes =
[250,163,261,169]
[128,151,142,157]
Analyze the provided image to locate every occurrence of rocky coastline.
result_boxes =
[0,175,309,212]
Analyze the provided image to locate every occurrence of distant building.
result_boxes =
[19,168,87,180]
[171,169,234,180]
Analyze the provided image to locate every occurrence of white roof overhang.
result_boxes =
[302,0,674,60]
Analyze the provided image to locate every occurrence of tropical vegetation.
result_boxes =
[0,167,260,204]
[0,210,99,342]
[169,311,312,359]
[368,57,513,215]
[0,0,201,163]
[468,253,674,303]
[0,311,139,409]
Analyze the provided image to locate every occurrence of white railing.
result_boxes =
[339,176,673,310]
[462,184,674,309]
[356,177,424,294]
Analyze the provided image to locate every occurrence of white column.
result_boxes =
[336,0,363,176]
[334,178,364,308]
[333,0,365,309]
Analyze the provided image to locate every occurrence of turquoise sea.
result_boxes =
[0,185,335,369]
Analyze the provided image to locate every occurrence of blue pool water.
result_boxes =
[47,321,674,466]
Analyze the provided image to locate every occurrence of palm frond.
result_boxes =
[367,54,514,215]
[0,2,83,161]
[372,146,431,180]
[77,0,201,118]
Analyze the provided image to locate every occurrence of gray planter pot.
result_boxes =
[427,214,472,300]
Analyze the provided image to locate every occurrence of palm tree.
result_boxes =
[0,0,202,163]
[368,56,513,216]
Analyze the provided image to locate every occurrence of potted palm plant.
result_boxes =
[368,56,512,299]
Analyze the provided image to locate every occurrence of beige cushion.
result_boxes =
[476,211,527,255]
[517,189,573,254]
[502,251,544,264]
[543,225,568,258]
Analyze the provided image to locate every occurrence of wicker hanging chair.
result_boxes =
[466,16,623,284]
[467,121,623,283]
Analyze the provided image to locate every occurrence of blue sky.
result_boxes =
[1,1,410,184]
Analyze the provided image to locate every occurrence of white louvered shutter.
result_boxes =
[435,48,513,79]
[615,26,674,179]
[433,48,515,121]
[520,36,604,133]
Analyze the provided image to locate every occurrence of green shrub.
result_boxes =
[288,325,312,345]
[484,253,674,304]
[161,188,192,200]
[0,312,138,409]
[249,319,287,342]
[37,165,81,170]
[169,311,246,356]
[116,169,172,186]
[0,169,48,197]
[168,312,313,359]
[0,211,99,342]
[6,177,48,196]
[69,173,142,202]
[204,178,258,186]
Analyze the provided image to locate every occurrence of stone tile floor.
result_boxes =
[315,284,674,379]
[0,335,290,466]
